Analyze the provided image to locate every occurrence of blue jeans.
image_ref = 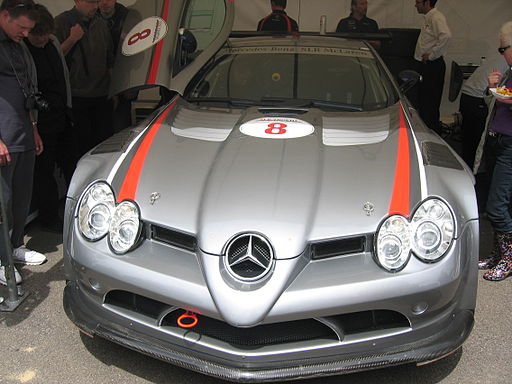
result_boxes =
[486,133,512,233]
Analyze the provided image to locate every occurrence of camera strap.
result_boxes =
[6,43,34,100]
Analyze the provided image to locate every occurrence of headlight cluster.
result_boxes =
[375,199,455,272]
[78,181,142,254]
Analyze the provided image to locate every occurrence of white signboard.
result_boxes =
[121,17,168,56]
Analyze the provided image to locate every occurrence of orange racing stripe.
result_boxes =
[388,107,410,216]
[117,100,177,202]
[147,0,171,84]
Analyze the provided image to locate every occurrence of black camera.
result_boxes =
[25,92,50,112]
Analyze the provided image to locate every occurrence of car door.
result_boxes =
[110,0,235,96]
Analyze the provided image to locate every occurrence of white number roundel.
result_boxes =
[122,17,168,56]
[239,118,314,139]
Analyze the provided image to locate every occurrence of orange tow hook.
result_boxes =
[177,311,198,328]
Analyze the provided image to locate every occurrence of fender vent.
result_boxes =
[422,142,464,170]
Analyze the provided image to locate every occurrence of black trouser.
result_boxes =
[72,96,114,159]
[459,93,488,169]
[33,132,61,224]
[417,57,446,131]
[0,151,35,249]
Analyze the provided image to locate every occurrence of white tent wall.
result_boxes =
[38,0,512,118]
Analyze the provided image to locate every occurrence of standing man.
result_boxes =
[336,0,379,33]
[257,0,298,33]
[54,0,114,160]
[98,0,133,133]
[0,0,47,284]
[98,0,128,53]
[25,4,72,233]
[414,0,451,132]
[336,0,380,49]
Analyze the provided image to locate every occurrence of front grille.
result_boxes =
[104,290,410,349]
[163,310,335,346]
[151,225,196,252]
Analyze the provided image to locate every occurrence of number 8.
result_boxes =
[128,29,151,46]
[265,123,287,135]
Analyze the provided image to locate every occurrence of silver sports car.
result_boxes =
[63,1,478,382]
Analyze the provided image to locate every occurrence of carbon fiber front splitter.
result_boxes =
[63,281,474,383]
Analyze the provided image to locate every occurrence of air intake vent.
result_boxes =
[151,225,196,252]
[422,142,464,170]
[311,236,367,260]
[91,129,137,154]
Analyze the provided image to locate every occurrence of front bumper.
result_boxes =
[64,281,473,382]
[62,218,478,382]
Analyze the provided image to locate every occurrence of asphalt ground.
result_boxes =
[0,216,510,384]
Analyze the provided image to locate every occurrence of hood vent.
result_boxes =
[311,235,369,260]
[151,225,197,252]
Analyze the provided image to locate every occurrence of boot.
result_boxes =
[478,232,503,270]
[483,232,512,281]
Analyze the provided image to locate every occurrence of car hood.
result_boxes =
[109,98,424,259]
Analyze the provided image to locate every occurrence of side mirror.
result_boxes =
[178,28,197,54]
[398,70,421,93]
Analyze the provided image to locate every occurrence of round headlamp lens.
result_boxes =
[412,199,454,261]
[376,215,411,271]
[78,182,115,240]
[109,201,141,254]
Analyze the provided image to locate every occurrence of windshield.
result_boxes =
[185,45,398,111]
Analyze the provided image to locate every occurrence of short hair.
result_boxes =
[271,0,287,8]
[30,4,53,36]
[429,0,438,7]
[0,0,38,20]
[499,21,512,47]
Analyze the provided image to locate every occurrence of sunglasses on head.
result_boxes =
[5,2,35,12]
[498,45,510,55]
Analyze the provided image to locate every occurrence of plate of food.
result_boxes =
[490,86,512,99]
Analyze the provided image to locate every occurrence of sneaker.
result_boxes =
[0,265,22,285]
[12,245,47,265]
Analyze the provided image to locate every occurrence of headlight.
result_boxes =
[109,201,142,254]
[411,199,454,262]
[375,198,455,272]
[375,215,411,271]
[78,182,115,240]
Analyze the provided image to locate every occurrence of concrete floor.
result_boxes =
[1,217,511,384]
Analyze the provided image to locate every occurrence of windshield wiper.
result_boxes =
[187,97,262,107]
[260,98,363,111]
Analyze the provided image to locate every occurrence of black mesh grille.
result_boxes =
[162,310,337,347]
[103,290,410,349]
[151,225,196,252]
[105,290,169,319]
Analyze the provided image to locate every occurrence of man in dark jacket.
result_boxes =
[54,0,114,159]
[257,0,298,33]
[0,0,47,285]
[25,4,72,233]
